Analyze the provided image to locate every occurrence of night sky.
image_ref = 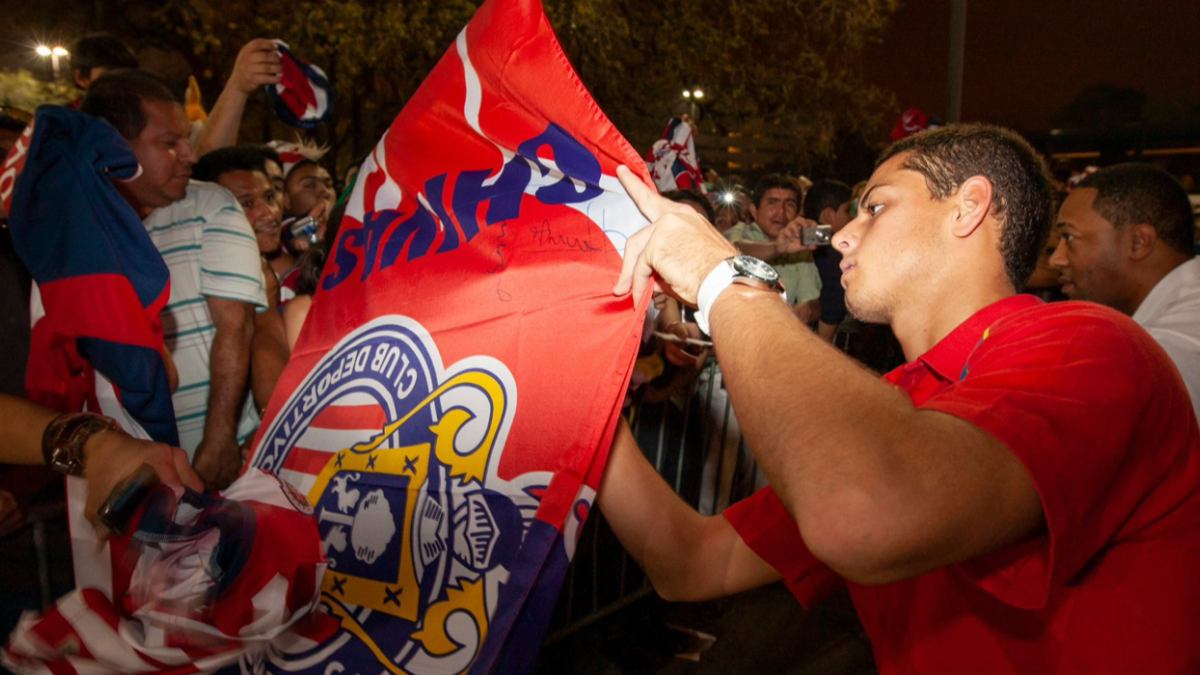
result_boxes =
[864,0,1200,132]
[3,0,1198,139]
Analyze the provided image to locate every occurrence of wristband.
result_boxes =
[695,260,736,335]
[695,255,787,335]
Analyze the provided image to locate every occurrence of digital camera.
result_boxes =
[801,224,833,246]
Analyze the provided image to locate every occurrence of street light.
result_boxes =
[682,88,705,120]
[36,45,69,80]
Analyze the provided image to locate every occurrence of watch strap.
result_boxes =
[696,256,789,335]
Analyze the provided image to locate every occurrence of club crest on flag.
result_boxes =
[253,315,554,673]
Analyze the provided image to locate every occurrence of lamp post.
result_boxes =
[36,45,69,80]
[682,88,705,121]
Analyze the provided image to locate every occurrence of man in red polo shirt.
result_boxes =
[598,124,1200,673]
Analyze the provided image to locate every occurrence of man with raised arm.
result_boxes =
[82,71,267,490]
[722,174,822,323]
[599,124,1200,673]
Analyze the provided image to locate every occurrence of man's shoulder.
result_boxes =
[990,299,1149,350]
[978,299,1181,388]
[182,180,241,215]
[723,221,764,242]
[145,181,240,227]
[1139,257,1200,332]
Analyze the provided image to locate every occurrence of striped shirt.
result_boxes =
[143,181,267,456]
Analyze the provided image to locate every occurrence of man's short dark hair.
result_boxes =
[258,145,282,168]
[69,34,138,82]
[285,158,318,181]
[79,69,183,140]
[879,124,1054,292]
[662,189,715,222]
[192,145,269,183]
[1077,163,1195,257]
[752,174,802,208]
[803,180,852,221]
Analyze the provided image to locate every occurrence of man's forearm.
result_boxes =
[706,288,1037,582]
[0,394,60,465]
[251,310,289,413]
[597,421,777,600]
[732,239,781,262]
[203,321,254,444]
[194,89,248,157]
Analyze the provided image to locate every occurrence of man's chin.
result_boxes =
[844,294,890,326]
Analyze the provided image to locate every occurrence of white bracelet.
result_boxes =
[695,260,736,335]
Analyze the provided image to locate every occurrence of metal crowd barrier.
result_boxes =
[545,360,763,641]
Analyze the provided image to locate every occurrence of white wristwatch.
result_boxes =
[695,255,787,334]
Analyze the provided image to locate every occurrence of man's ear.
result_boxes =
[72,68,90,90]
[748,202,758,223]
[1128,223,1158,261]
[819,206,836,225]
[950,176,993,238]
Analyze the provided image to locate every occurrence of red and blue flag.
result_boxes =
[245,0,653,672]
[7,105,178,446]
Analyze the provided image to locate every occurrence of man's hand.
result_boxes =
[662,322,710,368]
[774,217,819,257]
[614,165,737,304]
[792,298,820,324]
[82,430,202,535]
[228,39,283,95]
[0,490,22,537]
[192,435,243,492]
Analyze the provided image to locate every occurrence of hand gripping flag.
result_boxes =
[3,470,330,675]
[265,40,334,129]
[243,0,652,672]
[3,107,330,675]
[7,105,178,446]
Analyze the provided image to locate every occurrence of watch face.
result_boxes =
[730,254,779,283]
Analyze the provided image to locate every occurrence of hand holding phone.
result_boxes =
[97,463,161,535]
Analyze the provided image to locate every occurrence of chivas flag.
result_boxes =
[245,0,651,672]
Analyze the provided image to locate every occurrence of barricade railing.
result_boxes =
[545,360,761,641]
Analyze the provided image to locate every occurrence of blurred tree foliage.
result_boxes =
[0,70,75,112]
[151,0,898,179]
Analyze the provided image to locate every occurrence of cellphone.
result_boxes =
[285,216,320,245]
[801,224,833,246]
[652,331,713,348]
[97,463,161,535]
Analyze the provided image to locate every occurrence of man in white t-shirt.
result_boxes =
[82,70,267,489]
[1051,162,1200,419]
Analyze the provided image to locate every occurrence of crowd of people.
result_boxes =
[1,28,1200,674]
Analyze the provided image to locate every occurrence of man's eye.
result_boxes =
[1060,233,1073,243]
[866,202,883,216]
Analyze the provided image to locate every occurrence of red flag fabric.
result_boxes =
[245,0,651,672]
[2,470,329,675]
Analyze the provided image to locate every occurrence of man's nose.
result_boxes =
[1048,237,1068,269]
[179,140,198,165]
[833,216,861,252]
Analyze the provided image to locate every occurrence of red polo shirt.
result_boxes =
[725,295,1200,673]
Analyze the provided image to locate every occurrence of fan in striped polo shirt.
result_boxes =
[82,70,267,490]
